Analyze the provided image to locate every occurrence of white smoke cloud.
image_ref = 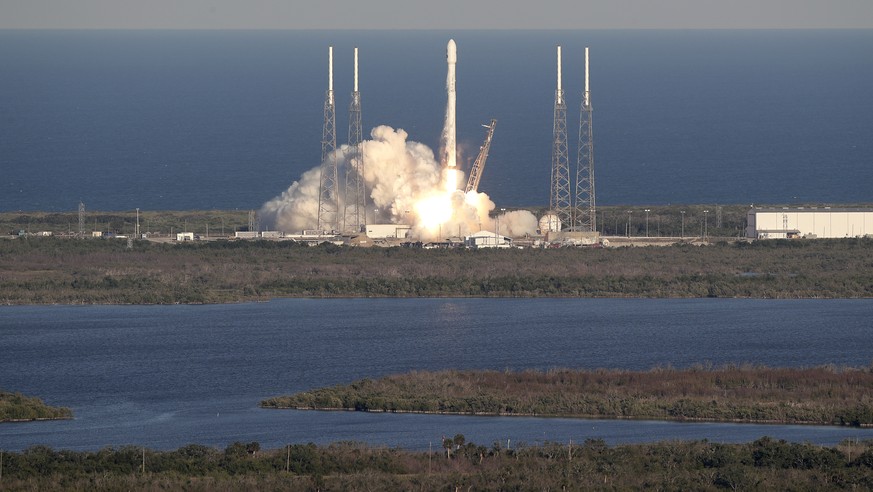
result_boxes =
[260,125,537,241]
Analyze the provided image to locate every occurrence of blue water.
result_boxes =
[1,30,872,212]
[1,298,872,451]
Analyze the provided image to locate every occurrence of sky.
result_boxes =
[2,0,873,29]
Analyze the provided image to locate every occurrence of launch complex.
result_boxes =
[289,38,600,248]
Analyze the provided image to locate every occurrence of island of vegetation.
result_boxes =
[0,391,72,422]
[2,438,873,490]
[263,366,873,427]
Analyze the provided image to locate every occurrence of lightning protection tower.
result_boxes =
[317,46,339,233]
[550,46,572,229]
[343,47,366,234]
[574,47,596,232]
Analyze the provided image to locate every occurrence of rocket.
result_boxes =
[444,39,457,169]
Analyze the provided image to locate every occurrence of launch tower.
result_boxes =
[574,47,595,232]
[343,47,366,233]
[549,46,572,229]
[465,119,497,194]
[317,46,339,233]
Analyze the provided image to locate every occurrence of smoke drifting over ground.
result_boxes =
[260,125,537,240]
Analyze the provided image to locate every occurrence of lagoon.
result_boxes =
[1,298,872,451]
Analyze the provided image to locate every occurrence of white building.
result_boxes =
[176,232,195,241]
[465,230,512,248]
[365,224,411,239]
[746,208,873,239]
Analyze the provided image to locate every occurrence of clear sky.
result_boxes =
[2,0,872,29]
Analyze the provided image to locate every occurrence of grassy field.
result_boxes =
[1,438,872,490]
[263,366,873,427]
[1,234,872,304]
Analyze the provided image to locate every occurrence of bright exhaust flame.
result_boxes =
[444,168,461,193]
[415,193,453,231]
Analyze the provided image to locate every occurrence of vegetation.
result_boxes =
[1,209,252,238]
[1,438,873,490]
[0,391,71,422]
[263,366,873,427]
[1,234,872,304]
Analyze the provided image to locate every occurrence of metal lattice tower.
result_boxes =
[574,47,596,232]
[78,201,85,237]
[317,46,339,233]
[550,46,572,229]
[343,47,366,234]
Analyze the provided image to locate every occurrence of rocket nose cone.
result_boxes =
[447,39,457,64]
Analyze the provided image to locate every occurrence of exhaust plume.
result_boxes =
[260,125,537,241]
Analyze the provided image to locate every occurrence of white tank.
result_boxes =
[539,214,562,233]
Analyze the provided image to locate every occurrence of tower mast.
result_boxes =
[574,47,596,232]
[344,47,365,233]
[550,46,572,229]
[317,46,339,233]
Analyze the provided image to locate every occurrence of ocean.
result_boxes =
[1,29,871,212]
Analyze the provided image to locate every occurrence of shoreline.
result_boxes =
[264,405,873,428]
[3,292,873,307]
[263,367,873,429]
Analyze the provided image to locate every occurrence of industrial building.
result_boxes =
[365,224,411,239]
[465,231,512,248]
[746,207,873,239]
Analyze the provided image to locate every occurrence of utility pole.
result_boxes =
[78,201,85,238]
[626,210,632,237]
[680,210,686,238]
[704,210,710,239]
[644,209,650,237]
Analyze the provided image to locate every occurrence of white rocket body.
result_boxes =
[444,39,457,169]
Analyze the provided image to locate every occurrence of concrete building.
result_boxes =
[746,207,873,239]
[176,232,195,241]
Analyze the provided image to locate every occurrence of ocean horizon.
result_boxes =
[2,29,871,212]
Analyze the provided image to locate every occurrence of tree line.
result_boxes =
[1,437,873,490]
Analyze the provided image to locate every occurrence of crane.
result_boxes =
[464,119,497,194]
